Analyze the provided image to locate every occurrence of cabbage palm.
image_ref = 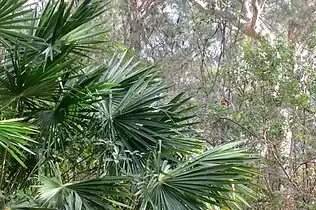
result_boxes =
[0,0,258,209]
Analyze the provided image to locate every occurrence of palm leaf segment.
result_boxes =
[38,176,132,210]
[0,0,110,135]
[0,119,37,167]
[139,142,257,210]
[0,0,38,49]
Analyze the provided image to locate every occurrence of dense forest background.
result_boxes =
[0,0,316,209]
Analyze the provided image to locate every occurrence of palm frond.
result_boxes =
[0,50,75,110]
[0,0,40,49]
[0,118,37,167]
[37,176,132,210]
[33,0,110,60]
[138,141,257,210]
[93,53,203,156]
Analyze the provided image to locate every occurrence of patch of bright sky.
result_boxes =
[163,3,179,23]
[194,0,207,8]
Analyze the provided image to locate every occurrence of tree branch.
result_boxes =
[250,0,259,29]
[190,0,271,42]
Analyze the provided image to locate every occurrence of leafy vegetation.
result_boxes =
[0,0,256,209]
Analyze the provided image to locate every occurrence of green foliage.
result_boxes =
[139,142,257,210]
[0,119,37,167]
[38,176,132,210]
[0,0,38,49]
[0,0,257,209]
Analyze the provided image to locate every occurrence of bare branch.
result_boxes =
[250,0,259,29]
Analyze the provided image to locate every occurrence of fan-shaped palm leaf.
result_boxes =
[138,141,257,210]
[32,0,109,60]
[37,176,132,210]
[93,53,203,155]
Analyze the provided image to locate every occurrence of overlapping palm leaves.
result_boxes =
[33,0,109,60]
[0,119,37,167]
[0,0,38,49]
[0,0,257,209]
[138,142,256,210]
[93,53,203,155]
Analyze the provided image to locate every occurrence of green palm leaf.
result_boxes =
[0,50,75,110]
[33,0,109,60]
[37,176,132,210]
[93,53,203,155]
[138,141,257,210]
[0,0,40,49]
[0,118,37,167]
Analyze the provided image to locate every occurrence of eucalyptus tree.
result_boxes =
[0,0,256,210]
